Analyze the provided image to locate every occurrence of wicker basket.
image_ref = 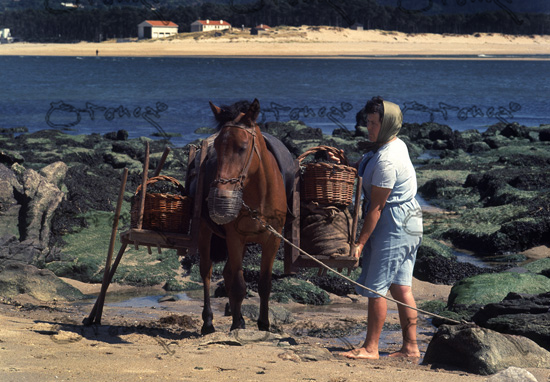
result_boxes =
[130,175,192,233]
[298,146,357,206]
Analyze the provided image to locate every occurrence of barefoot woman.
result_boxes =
[341,97,423,360]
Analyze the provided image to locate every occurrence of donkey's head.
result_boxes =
[207,99,261,225]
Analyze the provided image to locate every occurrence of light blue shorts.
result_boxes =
[355,199,422,298]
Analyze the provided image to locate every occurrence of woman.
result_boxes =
[341,97,423,360]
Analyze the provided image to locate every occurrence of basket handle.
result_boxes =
[134,175,185,195]
[297,145,349,166]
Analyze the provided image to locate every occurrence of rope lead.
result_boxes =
[242,202,462,326]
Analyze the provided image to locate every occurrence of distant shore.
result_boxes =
[1,26,549,59]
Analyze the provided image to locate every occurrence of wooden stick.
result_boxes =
[153,146,171,177]
[83,168,128,325]
[83,243,128,326]
[350,177,363,258]
[137,142,150,230]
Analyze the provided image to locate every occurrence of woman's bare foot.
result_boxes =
[388,349,421,358]
[340,348,379,360]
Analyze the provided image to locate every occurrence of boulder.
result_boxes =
[423,323,550,375]
[486,367,537,382]
[472,292,550,351]
[13,162,65,249]
[0,164,23,238]
[0,260,84,301]
[0,236,44,266]
[448,272,550,309]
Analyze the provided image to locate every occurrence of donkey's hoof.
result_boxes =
[257,320,270,332]
[201,325,216,335]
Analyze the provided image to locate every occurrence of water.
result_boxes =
[2,56,549,148]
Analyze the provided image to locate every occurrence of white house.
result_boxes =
[138,20,179,39]
[0,28,13,43]
[190,20,231,33]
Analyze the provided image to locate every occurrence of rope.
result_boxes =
[242,202,463,326]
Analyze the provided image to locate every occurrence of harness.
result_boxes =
[212,124,262,190]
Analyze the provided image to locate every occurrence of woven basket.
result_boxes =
[298,146,357,206]
[130,175,192,233]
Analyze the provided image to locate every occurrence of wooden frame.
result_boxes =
[284,159,362,275]
[84,142,362,325]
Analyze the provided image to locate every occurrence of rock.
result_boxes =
[199,329,283,346]
[539,129,550,142]
[486,367,538,382]
[500,123,531,139]
[241,304,295,325]
[472,292,550,351]
[103,130,128,141]
[448,272,550,309]
[0,260,84,301]
[0,164,23,239]
[0,149,24,165]
[39,161,68,190]
[523,258,550,274]
[0,237,44,266]
[15,164,65,249]
[422,324,550,375]
[467,141,491,153]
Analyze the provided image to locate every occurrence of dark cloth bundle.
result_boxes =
[300,202,353,257]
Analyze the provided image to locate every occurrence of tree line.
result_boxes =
[0,0,548,43]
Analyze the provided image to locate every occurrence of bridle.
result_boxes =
[212,124,262,190]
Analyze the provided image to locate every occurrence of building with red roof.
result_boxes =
[190,20,232,33]
[138,20,179,39]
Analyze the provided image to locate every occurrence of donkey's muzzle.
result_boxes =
[208,187,243,225]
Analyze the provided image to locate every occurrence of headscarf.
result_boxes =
[357,100,403,153]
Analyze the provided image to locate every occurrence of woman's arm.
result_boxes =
[353,185,392,258]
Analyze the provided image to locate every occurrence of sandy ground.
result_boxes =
[1,26,549,59]
[1,275,549,382]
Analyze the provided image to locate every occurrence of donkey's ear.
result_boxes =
[243,98,261,124]
[209,101,222,117]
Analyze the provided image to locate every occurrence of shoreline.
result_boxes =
[1,27,549,59]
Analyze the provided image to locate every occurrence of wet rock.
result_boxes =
[500,123,531,139]
[539,128,550,142]
[471,292,550,351]
[0,149,24,165]
[448,272,550,309]
[467,141,491,153]
[0,260,84,301]
[271,278,330,305]
[103,129,128,141]
[199,329,283,346]
[423,323,550,375]
[486,367,538,382]
[241,304,295,325]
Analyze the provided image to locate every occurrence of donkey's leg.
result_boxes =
[257,235,281,331]
[225,235,247,331]
[199,223,215,335]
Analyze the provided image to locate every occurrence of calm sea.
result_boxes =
[1,56,549,147]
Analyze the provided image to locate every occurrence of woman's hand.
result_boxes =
[327,150,342,164]
[352,242,364,258]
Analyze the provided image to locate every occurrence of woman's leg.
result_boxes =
[341,296,387,359]
[388,284,420,357]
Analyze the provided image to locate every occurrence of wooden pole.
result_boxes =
[349,177,363,258]
[83,167,128,325]
[137,142,150,230]
[153,146,171,177]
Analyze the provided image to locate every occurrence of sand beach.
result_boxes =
[1,26,549,58]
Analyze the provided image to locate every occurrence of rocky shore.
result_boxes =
[1,114,549,378]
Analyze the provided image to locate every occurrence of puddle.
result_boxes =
[106,292,193,309]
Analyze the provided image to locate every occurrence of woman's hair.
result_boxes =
[364,96,385,121]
